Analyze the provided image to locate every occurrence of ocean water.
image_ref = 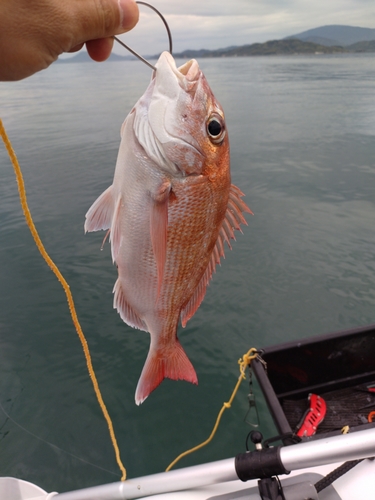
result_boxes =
[0,54,375,493]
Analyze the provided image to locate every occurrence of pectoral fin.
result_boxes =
[150,181,171,298]
[110,195,123,264]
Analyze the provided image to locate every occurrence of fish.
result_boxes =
[84,51,251,405]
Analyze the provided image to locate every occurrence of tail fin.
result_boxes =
[135,340,198,405]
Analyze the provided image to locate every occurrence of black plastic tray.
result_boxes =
[252,324,375,438]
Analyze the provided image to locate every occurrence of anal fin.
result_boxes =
[113,278,147,331]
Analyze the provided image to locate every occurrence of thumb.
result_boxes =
[66,0,139,48]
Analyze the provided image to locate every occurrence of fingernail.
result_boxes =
[118,0,139,31]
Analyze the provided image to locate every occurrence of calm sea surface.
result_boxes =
[0,54,375,493]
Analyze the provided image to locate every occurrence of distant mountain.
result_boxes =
[295,36,343,47]
[286,25,375,47]
[172,39,346,58]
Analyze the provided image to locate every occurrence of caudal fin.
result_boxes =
[135,340,198,405]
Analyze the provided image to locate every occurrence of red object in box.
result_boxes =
[296,394,327,437]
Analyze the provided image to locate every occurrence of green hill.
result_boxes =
[223,39,345,56]
[172,39,347,58]
[347,40,375,52]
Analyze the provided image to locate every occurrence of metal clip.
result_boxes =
[244,367,260,427]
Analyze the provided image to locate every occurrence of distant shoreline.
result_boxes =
[58,36,375,63]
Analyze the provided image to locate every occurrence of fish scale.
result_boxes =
[162,181,224,310]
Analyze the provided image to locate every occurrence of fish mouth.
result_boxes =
[161,69,204,158]
[177,59,200,81]
[156,51,200,90]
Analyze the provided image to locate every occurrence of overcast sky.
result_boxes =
[112,0,375,55]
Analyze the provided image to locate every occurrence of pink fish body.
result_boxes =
[85,52,251,404]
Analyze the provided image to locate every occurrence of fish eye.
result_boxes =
[208,119,221,136]
[207,114,225,145]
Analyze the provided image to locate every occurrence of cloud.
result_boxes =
[113,0,375,55]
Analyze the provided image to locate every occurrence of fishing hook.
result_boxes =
[114,1,173,71]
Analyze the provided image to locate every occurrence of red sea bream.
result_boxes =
[85,52,251,404]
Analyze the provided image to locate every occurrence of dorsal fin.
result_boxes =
[180,184,251,327]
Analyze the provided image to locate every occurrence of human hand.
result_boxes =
[0,0,139,81]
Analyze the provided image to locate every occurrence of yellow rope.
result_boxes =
[0,118,127,481]
[166,347,258,471]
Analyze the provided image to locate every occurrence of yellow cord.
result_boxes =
[166,347,258,472]
[0,118,127,481]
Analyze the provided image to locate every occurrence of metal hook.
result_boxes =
[114,1,173,71]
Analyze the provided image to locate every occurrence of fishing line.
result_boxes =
[0,118,127,481]
[0,400,119,477]
[166,348,258,471]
